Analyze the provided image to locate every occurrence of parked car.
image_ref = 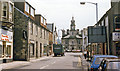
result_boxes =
[98,58,120,71]
[90,55,118,71]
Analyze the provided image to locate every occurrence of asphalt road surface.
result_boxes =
[13,52,83,69]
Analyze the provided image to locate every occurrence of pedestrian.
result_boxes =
[84,50,87,59]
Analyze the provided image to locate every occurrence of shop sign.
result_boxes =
[113,32,120,41]
[1,34,9,41]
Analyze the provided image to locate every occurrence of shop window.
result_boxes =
[3,41,6,56]
[2,2,7,18]
[6,45,11,57]
[25,2,29,13]
[0,45,2,58]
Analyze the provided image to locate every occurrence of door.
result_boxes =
[36,42,38,58]
[40,43,42,57]
[116,42,120,57]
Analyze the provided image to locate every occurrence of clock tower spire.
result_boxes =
[70,16,76,30]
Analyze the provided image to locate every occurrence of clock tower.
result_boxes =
[70,17,76,30]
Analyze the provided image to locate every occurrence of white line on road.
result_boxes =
[51,61,56,64]
[40,61,56,69]
[40,65,49,69]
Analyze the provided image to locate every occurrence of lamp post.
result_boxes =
[80,2,98,22]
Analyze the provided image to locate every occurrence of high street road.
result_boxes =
[14,53,83,69]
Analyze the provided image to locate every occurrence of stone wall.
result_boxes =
[13,7,28,61]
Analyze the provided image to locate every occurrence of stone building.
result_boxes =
[89,0,120,57]
[62,17,82,51]
[13,1,49,61]
[0,0,14,63]
[81,28,88,51]
[47,23,58,54]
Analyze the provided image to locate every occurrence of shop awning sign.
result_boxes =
[1,34,9,41]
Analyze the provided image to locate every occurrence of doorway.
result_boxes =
[36,41,38,58]
[40,43,42,57]
[116,42,120,57]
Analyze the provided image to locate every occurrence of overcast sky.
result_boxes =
[26,0,111,32]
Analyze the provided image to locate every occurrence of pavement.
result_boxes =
[78,53,90,71]
[0,55,53,70]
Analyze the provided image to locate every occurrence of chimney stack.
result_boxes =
[111,0,120,7]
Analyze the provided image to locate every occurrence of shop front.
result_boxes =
[113,32,120,57]
[0,29,13,63]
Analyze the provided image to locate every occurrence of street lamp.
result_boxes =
[80,2,98,22]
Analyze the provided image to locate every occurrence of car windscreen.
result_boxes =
[107,62,120,69]
[95,57,117,64]
[95,58,104,64]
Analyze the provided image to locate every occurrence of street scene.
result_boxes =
[0,0,120,71]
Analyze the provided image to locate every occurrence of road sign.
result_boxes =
[88,26,106,43]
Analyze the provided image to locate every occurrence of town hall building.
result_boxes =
[62,17,82,51]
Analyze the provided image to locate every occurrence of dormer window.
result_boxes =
[25,3,29,13]
[9,4,13,13]
[9,3,13,22]
[41,17,44,24]
[31,8,34,17]
[43,19,46,25]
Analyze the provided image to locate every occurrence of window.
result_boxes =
[2,2,7,18]
[36,26,38,36]
[78,40,80,44]
[9,4,13,13]
[31,23,33,35]
[72,32,74,35]
[30,44,34,57]
[31,8,34,17]
[72,41,74,44]
[44,19,46,25]
[6,45,11,56]
[44,29,45,39]
[9,3,13,22]
[114,15,120,31]
[41,17,44,24]
[25,3,29,13]
[39,28,41,38]
[41,28,42,38]
[65,40,68,44]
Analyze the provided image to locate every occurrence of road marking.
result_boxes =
[51,61,56,64]
[40,61,56,69]
[40,65,49,69]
